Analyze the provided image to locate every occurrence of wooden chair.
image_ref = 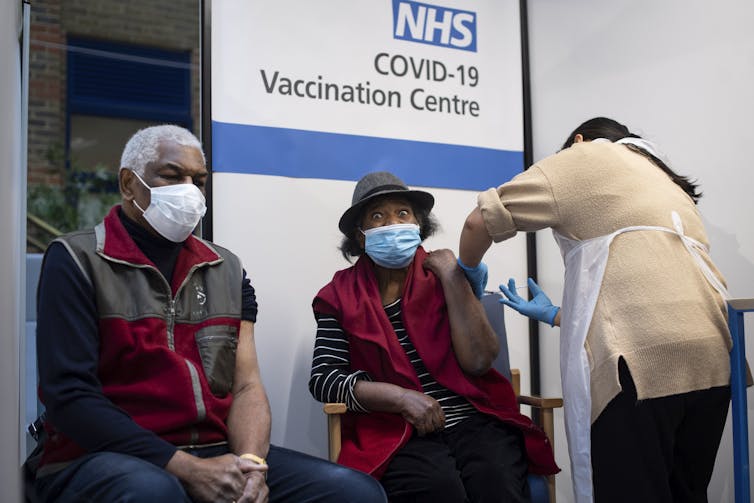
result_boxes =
[324,292,562,503]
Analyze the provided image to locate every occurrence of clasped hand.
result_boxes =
[498,278,560,327]
[182,453,268,503]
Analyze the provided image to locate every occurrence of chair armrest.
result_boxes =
[511,368,521,396]
[517,393,562,481]
[516,395,562,444]
[324,403,347,415]
[517,395,563,410]
[323,403,347,462]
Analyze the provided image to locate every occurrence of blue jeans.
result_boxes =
[34,444,386,503]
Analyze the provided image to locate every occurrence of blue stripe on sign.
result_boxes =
[212,121,523,191]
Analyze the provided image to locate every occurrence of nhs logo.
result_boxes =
[392,0,477,52]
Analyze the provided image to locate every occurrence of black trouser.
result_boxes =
[380,413,531,503]
[591,358,730,503]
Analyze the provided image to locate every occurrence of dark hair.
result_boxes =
[338,195,440,262]
[562,117,702,203]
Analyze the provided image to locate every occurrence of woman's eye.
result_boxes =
[398,210,409,217]
[371,212,383,221]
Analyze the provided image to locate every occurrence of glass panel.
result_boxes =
[68,115,162,229]
[69,115,158,174]
[26,0,200,252]
[23,0,201,460]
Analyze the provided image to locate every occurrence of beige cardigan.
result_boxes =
[478,141,731,422]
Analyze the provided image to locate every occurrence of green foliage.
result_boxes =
[27,145,121,248]
[27,182,79,233]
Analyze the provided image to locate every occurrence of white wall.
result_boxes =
[1,0,24,500]
[527,1,754,501]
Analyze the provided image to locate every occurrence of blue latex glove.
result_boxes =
[457,258,488,299]
[498,278,560,326]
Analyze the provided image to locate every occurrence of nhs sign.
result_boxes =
[392,0,477,52]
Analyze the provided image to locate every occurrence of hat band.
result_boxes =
[359,184,408,201]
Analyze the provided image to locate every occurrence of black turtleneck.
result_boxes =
[118,208,182,285]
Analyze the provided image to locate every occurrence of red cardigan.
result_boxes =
[313,247,558,478]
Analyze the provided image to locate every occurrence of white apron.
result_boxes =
[553,211,728,503]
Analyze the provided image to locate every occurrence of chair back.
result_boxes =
[481,292,511,380]
[480,291,552,503]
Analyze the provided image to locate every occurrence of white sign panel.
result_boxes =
[212,0,524,190]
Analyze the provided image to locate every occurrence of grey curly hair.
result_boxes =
[120,125,205,175]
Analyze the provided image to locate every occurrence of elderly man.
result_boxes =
[32,125,386,503]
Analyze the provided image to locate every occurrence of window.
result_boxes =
[27,2,200,250]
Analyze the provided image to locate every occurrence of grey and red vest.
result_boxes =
[39,206,243,469]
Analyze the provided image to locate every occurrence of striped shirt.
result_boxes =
[309,298,476,429]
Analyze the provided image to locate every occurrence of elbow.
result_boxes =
[456,324,500,376]
[466,338,500,376]
[462,350,498,377]
[308,375,322,403]
[464,359,493,377]
[460,208,493,265]
[463,207,486,235]
[465,364,489,377]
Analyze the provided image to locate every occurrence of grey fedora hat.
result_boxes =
[338,171,434,235]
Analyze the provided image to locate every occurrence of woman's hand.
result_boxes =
[499,278,560,327]
[397,389,445,435]
[422,249,459,280]
[422,249,488,298]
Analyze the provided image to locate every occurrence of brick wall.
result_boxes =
[28,0,65,186]
[27,0,200,188]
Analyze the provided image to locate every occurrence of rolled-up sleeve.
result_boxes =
[478,188,517,242]
[477,165,561,242]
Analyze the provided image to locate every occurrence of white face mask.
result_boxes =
[131,171,207,242]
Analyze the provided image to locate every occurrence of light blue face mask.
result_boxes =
[362,223,421,269]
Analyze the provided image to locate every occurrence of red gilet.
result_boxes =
[313,247,558,479]
[39,206,243,469]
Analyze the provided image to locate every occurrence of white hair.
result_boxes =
[119,124,205,175]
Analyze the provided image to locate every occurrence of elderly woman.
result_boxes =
[309,171,557,503]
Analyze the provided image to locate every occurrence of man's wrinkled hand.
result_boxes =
[179,454,248,503]
[237,470,269,503]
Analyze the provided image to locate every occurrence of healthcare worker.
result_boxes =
[458,117,733,503]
